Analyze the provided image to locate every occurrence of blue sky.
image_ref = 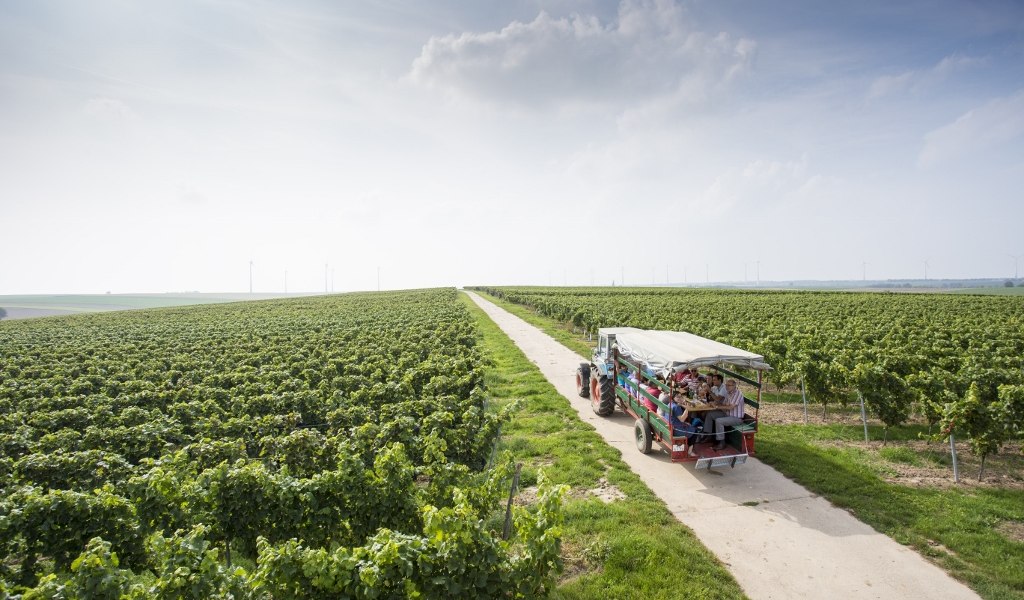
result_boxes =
[1,0,1022,293]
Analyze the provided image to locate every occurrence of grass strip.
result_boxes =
[460,293,746,600]
[474,290,1024,600]
[757,426,1024,600]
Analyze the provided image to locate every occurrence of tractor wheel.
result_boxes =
[635,419,653,454]
[591,375,616,416]
[576,364,590,398]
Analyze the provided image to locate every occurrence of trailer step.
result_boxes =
[695,453,749,470]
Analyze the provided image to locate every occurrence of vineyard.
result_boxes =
[473,287,1024,471]
[0,289,564,598]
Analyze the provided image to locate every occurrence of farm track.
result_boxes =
[466,291,979,600]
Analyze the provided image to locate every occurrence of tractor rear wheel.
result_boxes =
[635,419,653,454]
[576,364,590,398]
[591,375,616,416]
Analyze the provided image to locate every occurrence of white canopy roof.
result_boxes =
[607,329,772,373]
[598,326,643,337]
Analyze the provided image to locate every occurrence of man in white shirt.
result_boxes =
[708,373,727,402]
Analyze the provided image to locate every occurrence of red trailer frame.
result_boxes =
[605,351,762,469]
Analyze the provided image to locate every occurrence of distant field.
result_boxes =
[0,293,320,320]
[949,286,1024,295]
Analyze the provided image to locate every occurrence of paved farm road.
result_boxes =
[466,292,978,600]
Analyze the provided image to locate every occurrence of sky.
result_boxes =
[1,0,1023,293]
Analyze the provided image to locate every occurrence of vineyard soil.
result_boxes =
[465,291,980,600]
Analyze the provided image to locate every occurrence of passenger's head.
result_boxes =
[725,379,737,392]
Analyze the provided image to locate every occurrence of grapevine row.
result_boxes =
[474,286,1024,470]
[0,289,564,597]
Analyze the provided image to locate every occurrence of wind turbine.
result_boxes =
[249,260,253,294]
[924,259,929,281]
[284,268,288,294]
[1010,254,1024,279]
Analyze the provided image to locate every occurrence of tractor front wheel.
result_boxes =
[576,364,590,398]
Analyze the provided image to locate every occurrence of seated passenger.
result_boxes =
[639,371,661,411]
[658,391,672,420]
[669,402,700,458]
[709,379,746,451]
[708,373,727,403]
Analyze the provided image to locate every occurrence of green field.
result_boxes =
[5,285,1022,598]
[475,287,1024,599]
[0,290,563,597]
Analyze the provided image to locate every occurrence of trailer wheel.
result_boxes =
[576,363,590,398]
[635,419,653,454]
[591,375,615,416]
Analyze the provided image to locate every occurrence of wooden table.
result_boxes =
[681,402,719,413]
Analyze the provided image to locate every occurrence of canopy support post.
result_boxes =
[801,377,808,425]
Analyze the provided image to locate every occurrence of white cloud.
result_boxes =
[933,53,985,76]
[409,0,754,110]
[175,183,208,206]
[918,90,1024,167]
[866,72,915,99]
[698,155,823,214]
[83,97,141,124]
[867,53,985,100]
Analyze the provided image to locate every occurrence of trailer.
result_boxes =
[576,328,771,470]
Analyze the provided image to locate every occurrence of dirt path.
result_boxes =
[466,292,978,600]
